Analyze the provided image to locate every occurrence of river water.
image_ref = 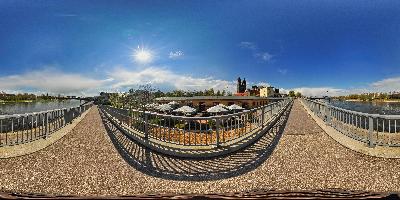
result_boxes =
[328,99,400,115]
[0,100,82,115]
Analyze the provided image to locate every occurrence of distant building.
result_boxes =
[260,86,281,97]
[247,85,265,97]
[235,77,248,96]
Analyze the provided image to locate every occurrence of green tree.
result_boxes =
[289,91,296,97]
[221,90,226,96]
[295,92,302,97]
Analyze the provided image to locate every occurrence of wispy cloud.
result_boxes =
[4,66,400,98]
[255,82,271,87]
[239,41,273,62]
[54,14,78,17]
[254,52,273,62]
[108,66,236,92]
[277,68,288,75]
[281,87,347,97]
[239,42,257,50]
[370,76,400,92]
[169,50,184,59]
[0,68,107,96]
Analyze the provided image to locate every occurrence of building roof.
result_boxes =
[155,96,269,101]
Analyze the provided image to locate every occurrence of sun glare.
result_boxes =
[133,46,153,64]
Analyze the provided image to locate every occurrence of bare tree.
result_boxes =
[127,84,157,110]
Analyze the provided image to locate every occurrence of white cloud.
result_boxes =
[370,76,400,92]
[54,14,78,17]
[254,52,273,62]
[108,67,236,92]
[239,42,257,50]
[4,66,399,98]
[0,68,107,96]
[255,82,271,87]
[281,87,347,97]
[168,50,184,59]
[239,42,273,62]
[277,68,288,75]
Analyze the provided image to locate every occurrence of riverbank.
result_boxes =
[0,99,75,103]
[343,99,400,103]
[0,100,33,103]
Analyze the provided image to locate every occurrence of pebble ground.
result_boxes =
[0,100,399,196]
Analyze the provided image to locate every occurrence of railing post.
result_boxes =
[368,116,375,148]
[215,118,220,147]
[144,112,149,140]
[63,109,67,126]
[45,112,49,138]
[261,106,265,129]
[325,105,331,125]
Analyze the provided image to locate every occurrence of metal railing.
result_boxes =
[302,98,400,147]
[100,98,292,155]
[0,102,93,147]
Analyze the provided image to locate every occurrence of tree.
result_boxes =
[289,91,296,97]
[295,92,302,97]
[205,88,214,96]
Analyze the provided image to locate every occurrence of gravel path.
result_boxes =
[1,101,399,196]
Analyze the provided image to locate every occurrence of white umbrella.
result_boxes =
[168,101,179,105]
[207,105,228,113]
[157,104,173,112]
[228,104,244,111]
[145,103,159,109]
[173,106,196,114]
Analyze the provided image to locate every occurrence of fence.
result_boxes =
[100,98,292,156]
[0,102,93,147]
[302,98,400,147]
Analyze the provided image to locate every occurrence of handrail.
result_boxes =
[305,98,396,118]
[0,102,94,147]
[99,98,293,157]
[302,98,400,147]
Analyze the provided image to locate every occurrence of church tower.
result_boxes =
[237,77,242,93]
[242,78,246,92]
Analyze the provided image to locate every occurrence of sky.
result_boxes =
[0,0,400,97]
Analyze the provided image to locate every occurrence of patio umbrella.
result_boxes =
[173,106,196,114]
[168,101,179,105]
[167,101,179,108]
[145,103,159,109]
[157,104,173,112]
[207,105,228,113]
[227,104,244,111]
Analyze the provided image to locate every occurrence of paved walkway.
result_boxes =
[1,100,399,196]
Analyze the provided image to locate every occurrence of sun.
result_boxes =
[133,46,154,64]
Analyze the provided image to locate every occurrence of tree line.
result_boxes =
[336,93,400,101]
[0,93,58,102]
[154,88,232,98]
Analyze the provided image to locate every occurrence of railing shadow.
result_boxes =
[99,102,292,181]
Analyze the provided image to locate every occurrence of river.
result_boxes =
[328,99,400,115]
[0,100,82,115]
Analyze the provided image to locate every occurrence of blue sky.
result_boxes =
[0,0,400,96]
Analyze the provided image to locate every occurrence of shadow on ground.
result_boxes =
[99,103,292,181]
